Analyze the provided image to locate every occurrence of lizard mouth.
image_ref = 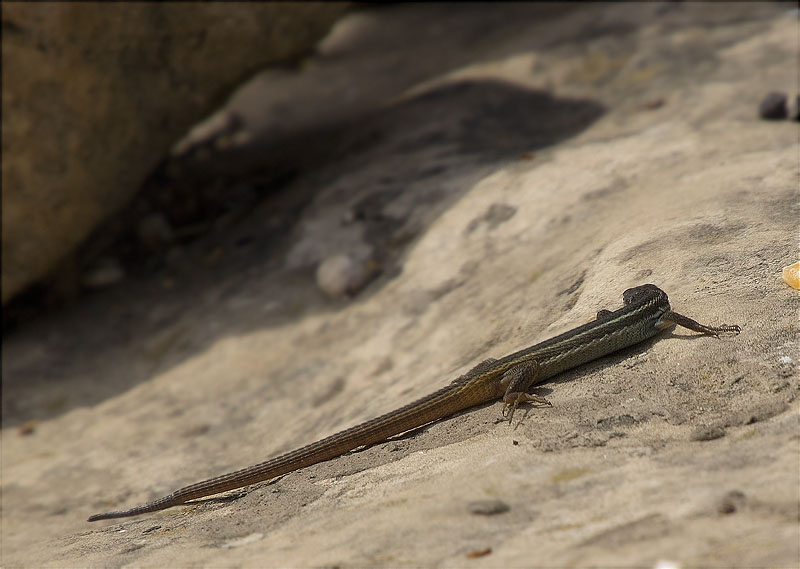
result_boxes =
[655,315,677,331]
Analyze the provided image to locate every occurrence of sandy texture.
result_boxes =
[3,4,798,568]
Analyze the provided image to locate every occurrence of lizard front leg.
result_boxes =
[500,360,550,423]
[660,310,741,337]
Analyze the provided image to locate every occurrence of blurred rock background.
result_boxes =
[1,2,348,307]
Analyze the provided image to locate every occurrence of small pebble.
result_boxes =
[81,257,125,288]
[17,420,38,436]
[690,425,725,441]
[758,92,787,120]
[641,97,666,110]
[717,490,746,515]
[467,499,510,516]
[466,548,492,559]
[172,111,244,158]
[316,254,377,298]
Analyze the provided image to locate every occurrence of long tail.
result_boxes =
[88,380,488,521]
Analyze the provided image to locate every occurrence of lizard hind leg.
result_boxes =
[595,309,614,321]
[500,360,550,423]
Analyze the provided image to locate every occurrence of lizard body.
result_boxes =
[88,284,739,522]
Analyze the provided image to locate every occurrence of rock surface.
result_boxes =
[1,2,348,304]
[2,4,797,568]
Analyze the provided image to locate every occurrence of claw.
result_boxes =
[502,393,550,424]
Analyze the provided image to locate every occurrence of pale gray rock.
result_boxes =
[316,254,377,297]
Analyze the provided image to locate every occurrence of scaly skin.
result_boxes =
[88,284,739,521]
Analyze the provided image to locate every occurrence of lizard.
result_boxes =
[88,284,739,521]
